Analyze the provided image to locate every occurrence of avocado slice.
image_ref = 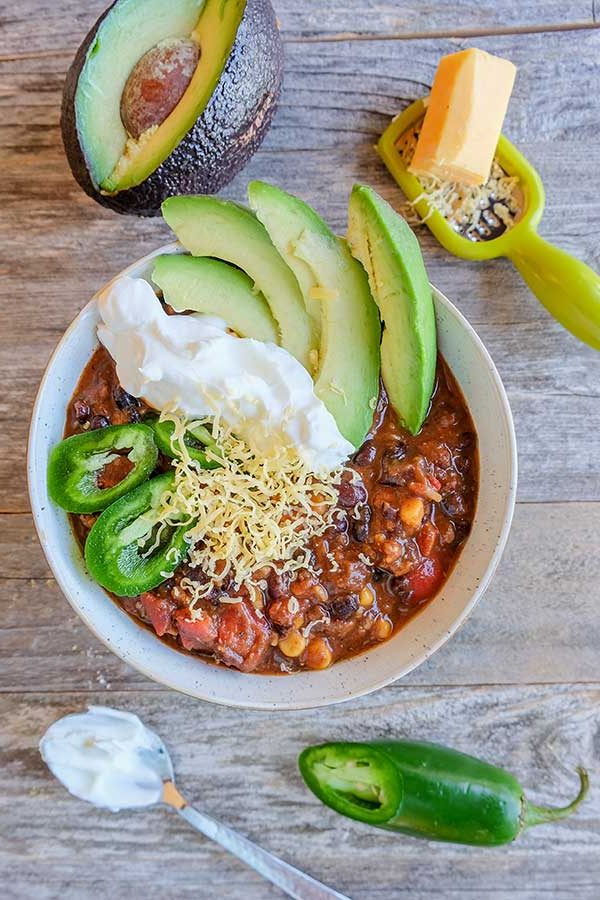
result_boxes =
[61,0,283,216]
[248,181,381,448]
[152,254,278,343]
[161,195,315,369]
[347,185,436,435]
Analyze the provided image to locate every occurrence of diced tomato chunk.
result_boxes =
[217,601,271,673]
[267,597,295,629]
[175,609,218,652]
[406,556,444,602]
[139,591,176,637]
[417,522,438,557]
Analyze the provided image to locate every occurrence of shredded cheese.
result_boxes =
[325,551,340,573]
[152,411,347,611]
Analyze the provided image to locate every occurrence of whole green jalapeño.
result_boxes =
[299,740,589,846]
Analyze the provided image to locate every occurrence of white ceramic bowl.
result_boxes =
[28,243,517,709]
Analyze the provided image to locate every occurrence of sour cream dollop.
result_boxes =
[39,706,167,811]
[96,276,354,472]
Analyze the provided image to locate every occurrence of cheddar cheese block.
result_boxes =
[409,48,516,186]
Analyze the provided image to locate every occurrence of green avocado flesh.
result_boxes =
[152,254,278,343]
[76,0,245,192]
[161,195,315,369]
[248,181,381,448]
[347,184,436,435]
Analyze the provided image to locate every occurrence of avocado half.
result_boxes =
[61,0,283,216]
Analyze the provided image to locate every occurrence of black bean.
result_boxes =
[294,548,316,570]
[73,399,90,424]
[329,594,359,620]
[333,512,349,533]
[441,493,466,518]
[380,445,409,486]
[114,386,142,422]
[387,442,407,460]
[454,455,471,475]
[351,504,371,542]
[353,441,376,467]
[381,501,397,522]
[388,576,411,600]
[114,385,140,410]
[267,569,291,600]
[371,566,387,582]
[458,431,476,451]
[338,479,367,508]
[90,415,110,430]
[453,522,472,544]
[218,573,236,593]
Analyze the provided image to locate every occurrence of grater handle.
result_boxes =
[508,229,600,351]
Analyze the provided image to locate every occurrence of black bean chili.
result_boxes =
[66,346,478,674]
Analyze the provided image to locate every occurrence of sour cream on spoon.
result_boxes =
[39,706,165,811]
[39,707,349,899]
[96,276,354,473]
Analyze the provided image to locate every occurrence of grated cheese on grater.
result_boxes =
[396,120,521,237]
[148,411,347,614]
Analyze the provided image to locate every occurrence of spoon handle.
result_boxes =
[508,229,600,350]
[167,786,349,900]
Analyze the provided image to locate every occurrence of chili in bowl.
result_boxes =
[28,186,516,709]
[62,344,476,674]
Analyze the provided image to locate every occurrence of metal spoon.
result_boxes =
[41,709,349,900]
[151,735,349,900]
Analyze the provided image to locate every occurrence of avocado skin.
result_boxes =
[61,0,283,217]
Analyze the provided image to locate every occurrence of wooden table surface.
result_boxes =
[1,2,599,898]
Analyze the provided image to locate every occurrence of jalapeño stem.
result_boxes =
[523,767,589,830]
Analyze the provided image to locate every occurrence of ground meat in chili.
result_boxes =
[67,346,478,675]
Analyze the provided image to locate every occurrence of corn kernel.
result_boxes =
[373,617,393,641]
[400,496,425,533]
[305,637,333,670]
[313,584,329,604]
[278,629,306,658]
[359,586,375,609]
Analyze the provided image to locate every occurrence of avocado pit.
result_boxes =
[120,38,200,140]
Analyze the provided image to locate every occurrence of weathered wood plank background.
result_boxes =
[1,1,599,898]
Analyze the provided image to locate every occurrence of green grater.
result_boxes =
[378,98,600,351]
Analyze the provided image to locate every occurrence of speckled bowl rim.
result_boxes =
[28,241,517,710]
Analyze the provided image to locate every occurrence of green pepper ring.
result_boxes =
[298,743,403,825]
[47,423,158,513]
[144,415,221,469]
[84,471,190,596]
